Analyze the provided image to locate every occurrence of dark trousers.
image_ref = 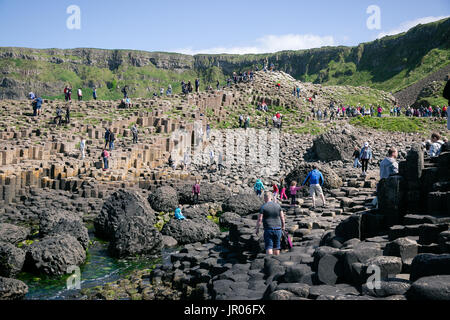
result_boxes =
[54,116,62,125]
[361,159,369,172]
[193,193,199,204]
[291,194,296,205]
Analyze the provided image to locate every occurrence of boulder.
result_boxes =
[25,235,86,276]
[377,176,405,227]
[312,126,362,161]
[219,212,242,229]
[0,242,25,277]
[284,264,313,283]
[275,283,310,298]
[0,277,28,300]
[162,218,220,245]
[308,284,360,299]
[410,254,450,282]
[221,193,264,216]
[335,214,361,242]
[285,162,343,190]
[269,290,296,300]
[39,209,89,249]
[0,223,29,245]
[176,182,232,205]
[407,275,450,300]
[94,189,156,240]
[148,186,179,212]
[108,216,163,259]
[384,237,418,267]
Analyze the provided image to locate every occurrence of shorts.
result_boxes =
[264,229,282,251]
[309,184,323,197]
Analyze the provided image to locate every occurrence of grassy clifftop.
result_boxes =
[0,17,449,100]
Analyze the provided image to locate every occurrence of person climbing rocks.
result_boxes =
[279,179,288,202]
[101,149,110,171]
[301,166,327,209]
[216,80,220,90]
[289,181,302,207]
[108,129,115,151]
[131,124,138,144]
[239,114,243,128]
[244,116,250,130]
[104,128,111,149]
[380,147,399,180]
[192,180,201,204]
[80,138,86,160]
[352,147,361,168]
[206,124,211,140]
[77,88,82,101]
[359,142,373,176]
[64,86,69,101]
[65,104,70,124]
[187,81,193,93]
[93,87,97,100]
[255,192,285,256]
[67,87,72,101]
[33,96,43,117]
[54,106,63,126]
[272,182,279,203]
[174,207,186,220]
[254,179,265,198]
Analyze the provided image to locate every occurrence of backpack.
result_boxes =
[281,230,293,250]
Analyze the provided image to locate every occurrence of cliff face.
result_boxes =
[0,18,449,100]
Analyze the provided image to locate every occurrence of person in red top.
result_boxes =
[102,149,110,171]
[272,182,279,203]
[279,179,288,202]
[276,112,281,119]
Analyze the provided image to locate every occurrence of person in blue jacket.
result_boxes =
[301,166,327,209]
[254,179,265,198]
[174,207,186,220]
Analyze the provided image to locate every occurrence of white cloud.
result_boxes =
[377,15,450,39]
[174,34,335,55]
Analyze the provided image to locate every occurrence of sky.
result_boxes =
[0,0,449,55]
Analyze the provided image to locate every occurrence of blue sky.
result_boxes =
[0,0,449,54]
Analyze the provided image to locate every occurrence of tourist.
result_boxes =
[206,124,211,140]
[255,192,286,256]
[209,149,215,166]
[183,151,191,171]
[122,86,128,99]
[195,79,200,93]
[64,86,69,101]
[239,115,243,128]
[168,154,175,170]
[54,106,63,126]
[67,87,72,101]
[289,181,302,207]
[429,133,444,157]
[192,180,201,204]
[174,207,186,220]
[33,96,43,117]
[301,166,327,209]
[279,179,288,202]
[108,129,115,151]
[104,128,111,149]
[101,149,110,171]
[254,179,265,198]
[272,182,279,203]
[65,104,70,124]
[93,87,97,100]
[359,142,373,176]
[244,116,250,130]
[167,84,172,96]
[187,81,193,93]
[377,106,383,117]
[80,138,86,160]
[380,147,399,180]
[77,88,83,101]
[352,147,361,168]
[216,80,220,90]
[296,86,301,98]
[131,124,138,144]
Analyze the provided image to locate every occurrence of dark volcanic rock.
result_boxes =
[25,235,86,276]
[0,242,26,278]
[407,275,450,300]
[39,209,89,249]
[0,277,28,300]
[95,189,156,240]
[221,193,264,216]
[361,279,411,297]
[0,223,29,245]
[176,182,231,205]
[410,254,450,282]
[108,216,163,259]
[161,218,220,245]
[148,186,179,212]
[312,126,362,161]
